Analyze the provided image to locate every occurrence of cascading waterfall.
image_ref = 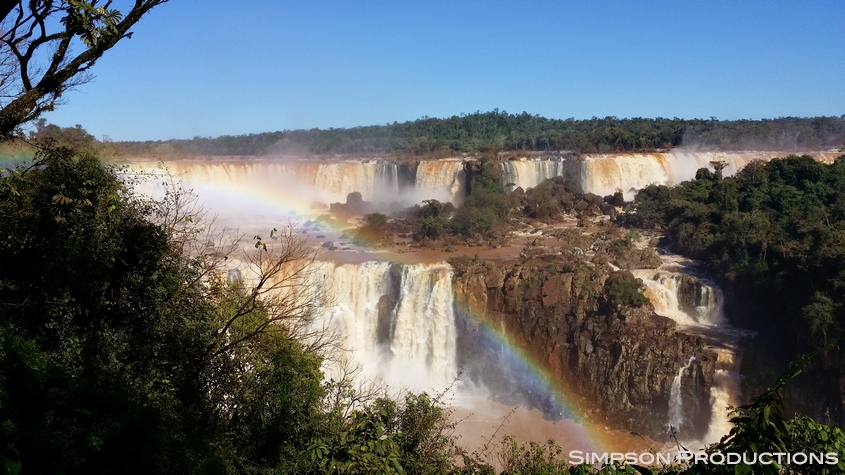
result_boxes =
[375,162,400,200]
[127,158,473,220]
[703,349,743,443]
[310,161,400,203]
[668,356,697,430]
[500,151,837,199]
[631,269,724,327]
[315,261,458,391]
[501,158,569,191]
[415,160,466,204]
[390,265,458,383]
[633,255,746,445]
[127,152,837,218]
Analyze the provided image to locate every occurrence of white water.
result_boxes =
[501,158,568,191]
[127,152,837,220]
[704,349,743,444]
[316,261,458,391]
[633,253,747,446]
[631,268,724,327]
[502,151,838,199]
[668,356,697,430]
[126,158,468,221]
[415,160,466,204]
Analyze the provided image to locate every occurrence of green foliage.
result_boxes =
[444,159,514,240]
[357,212,393,245]
[414,200,451,240]
[628,154,845,417]
[310,393,461,475]
[469,158,506,195]
[522,188,561,220]
[496,435,570,474]
[519,176,592,222]
[450,205,500,238]
[0,148,328,473]
[0,1,168,138]
[28,119,98,152]
[115,112,845,157]
[605,272,649,307]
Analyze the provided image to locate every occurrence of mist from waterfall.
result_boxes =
[126,158,467,223]
[314,261,458,392]
[126,151,838,224]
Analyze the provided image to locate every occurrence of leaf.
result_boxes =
[630,464,654,475]
[1,458,22,475]
[734,463,752,475]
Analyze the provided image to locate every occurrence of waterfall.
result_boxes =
[500,158,567,191]
[496,151,837,199]
[316,261,458,391]
[127,158,469,218]
[415,160,466,204]
[668,356,696,431]
[634,254,750,445]
[581,154,670,199]
[631,269,724,327]
[704,348,743,443]
[390,264,458,384]
[374,162,400,201]
[127,152,837,219]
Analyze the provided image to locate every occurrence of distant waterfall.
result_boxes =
[127,152,838,218]
[316,261,458,391]
[501,158,568,191]
[126,158,468,218]
[668,356,697,431]
[415,160,466,204]
[498,151,838,199]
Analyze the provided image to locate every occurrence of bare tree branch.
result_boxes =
[0,1,19,24]
[0,0,169,138]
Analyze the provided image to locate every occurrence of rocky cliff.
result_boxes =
[452,257,717,440]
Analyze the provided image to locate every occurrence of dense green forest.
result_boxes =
[115,112,845,157]
[626,154,845,425]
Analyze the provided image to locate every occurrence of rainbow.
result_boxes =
[127,161,626,454]
[452,302,612,454]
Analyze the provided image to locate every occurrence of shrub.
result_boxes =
[604,272,649,307]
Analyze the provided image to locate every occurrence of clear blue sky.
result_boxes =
[44,0,845,141]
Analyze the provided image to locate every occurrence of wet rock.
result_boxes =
[454,260,716,440]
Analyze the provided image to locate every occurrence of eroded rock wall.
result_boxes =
[452,259,716,439]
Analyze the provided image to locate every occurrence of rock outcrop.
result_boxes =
[452,258,716,440]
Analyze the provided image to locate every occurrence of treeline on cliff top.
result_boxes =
[114,111,845,157]
[625,153,845,426]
